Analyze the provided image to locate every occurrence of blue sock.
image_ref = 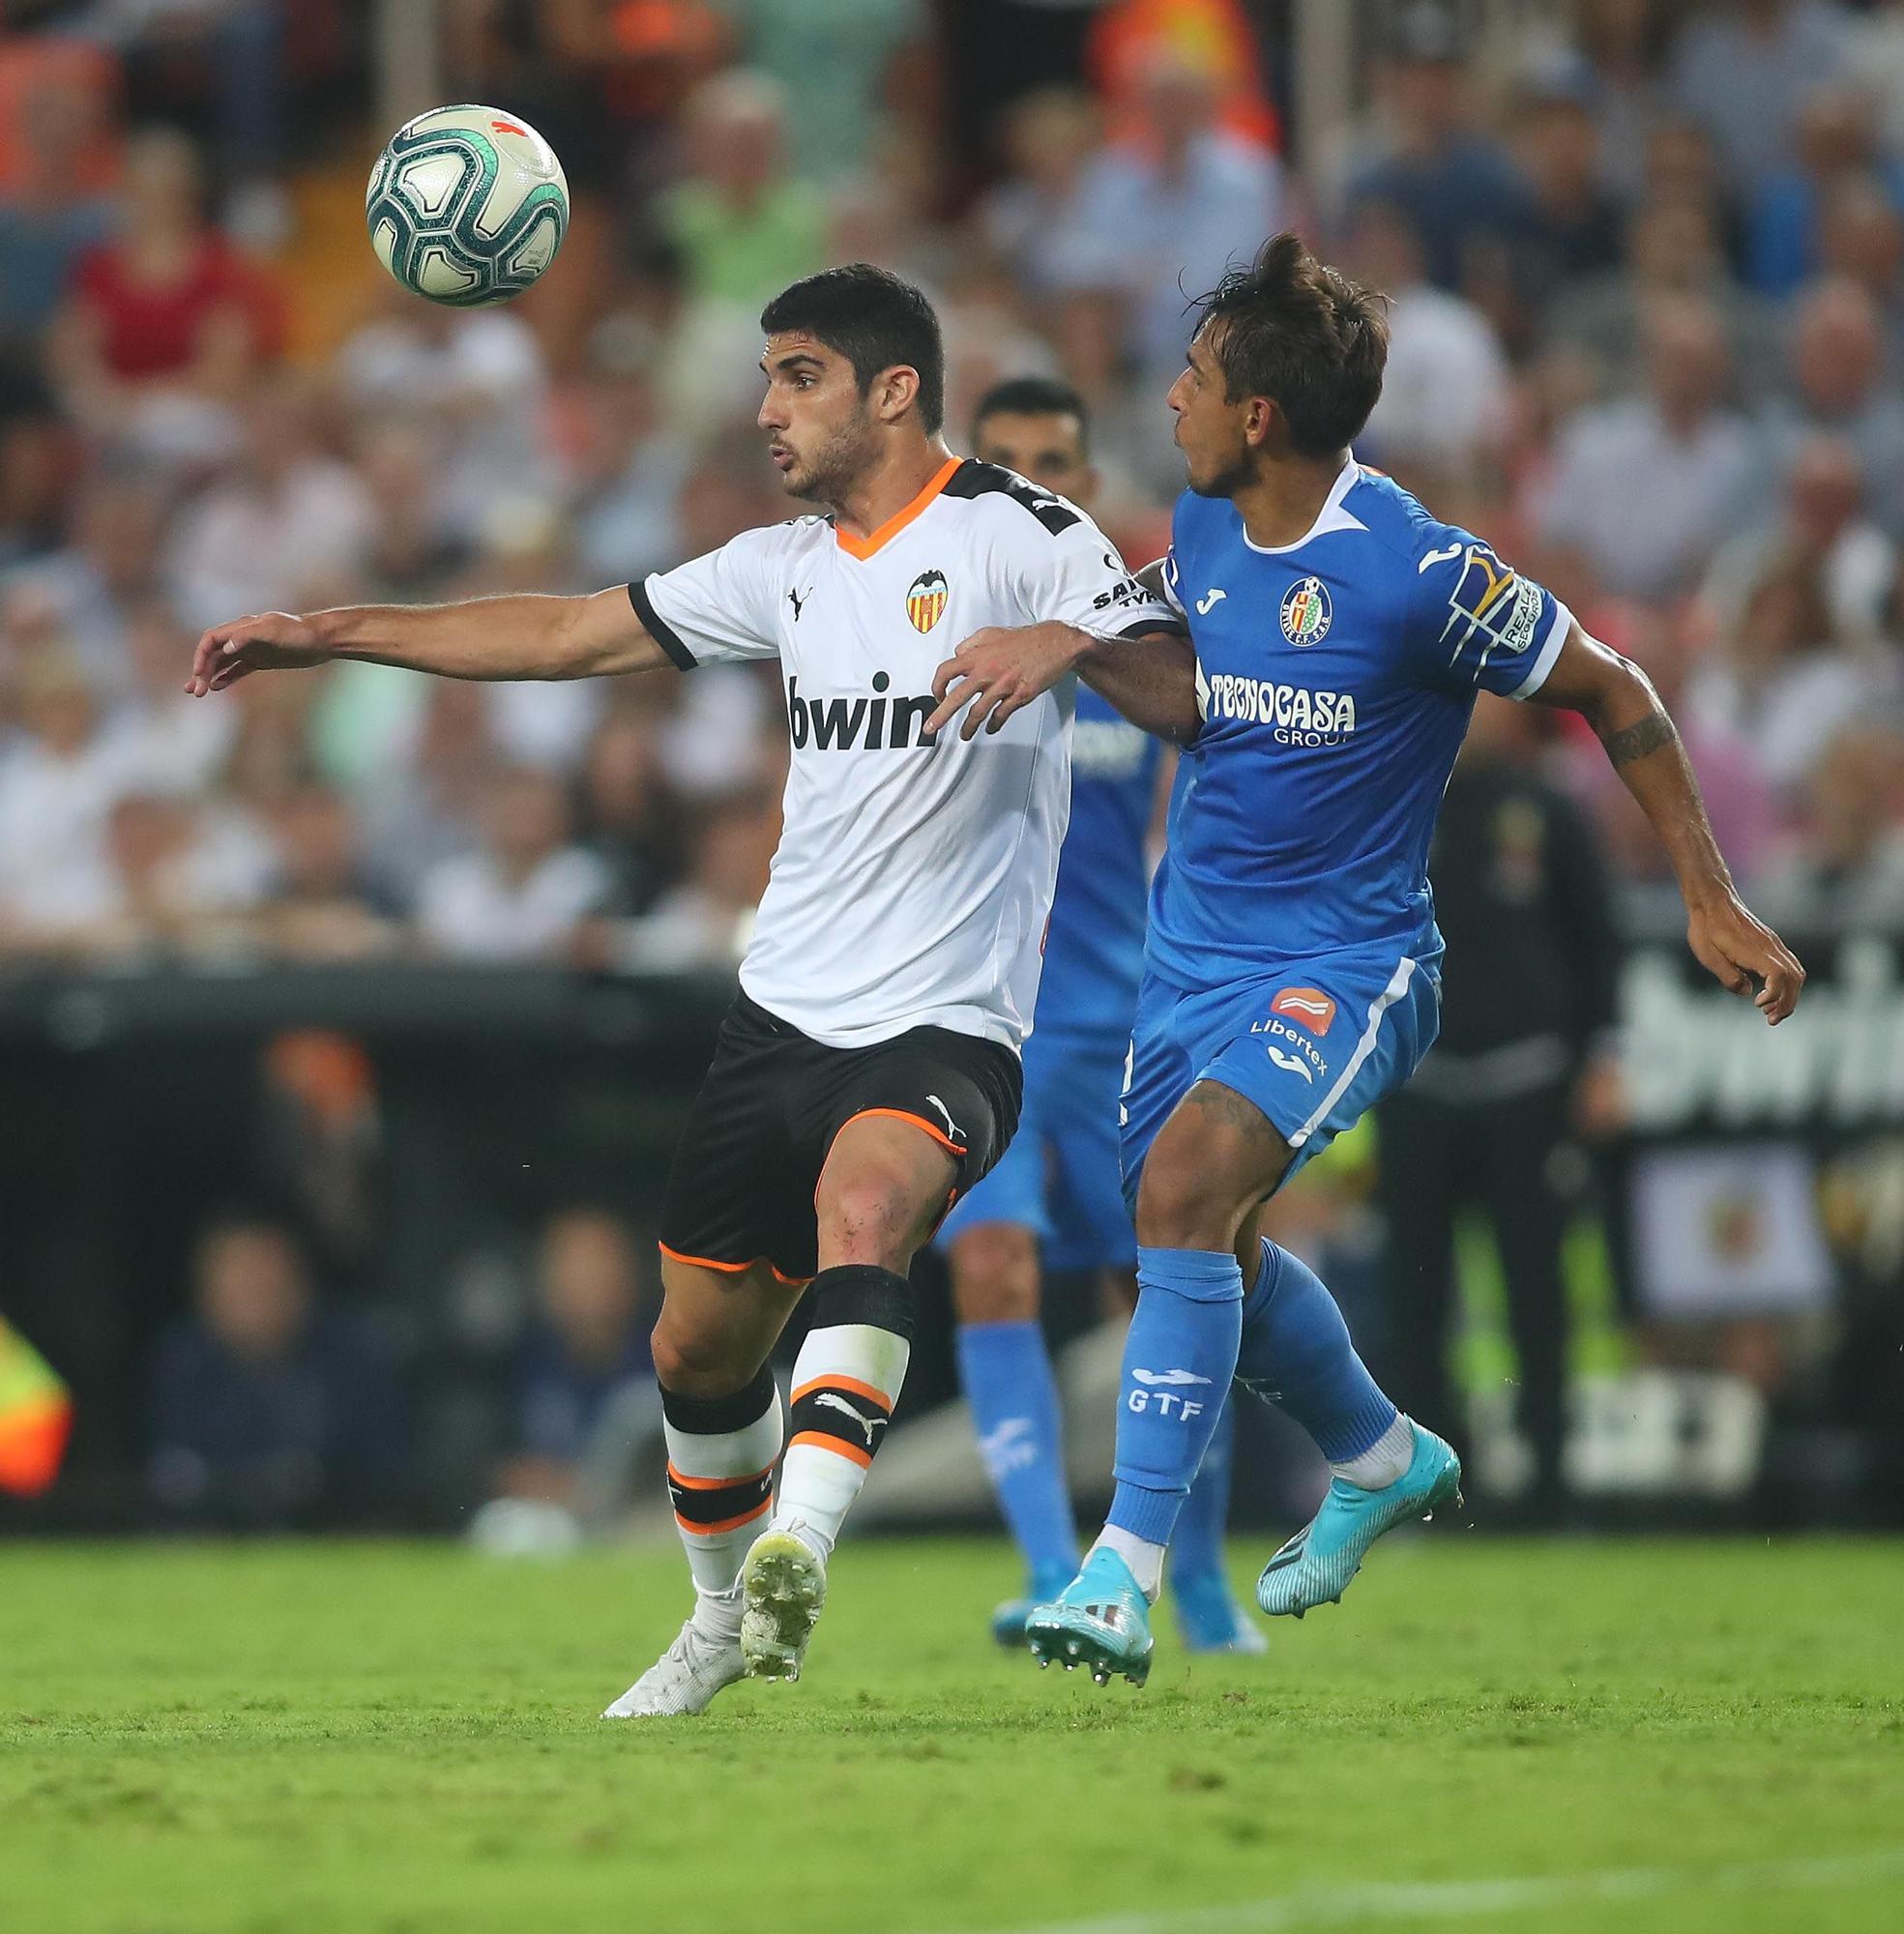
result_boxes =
[1236,1239,1397,1461]
[1107,1246,1244,1547]
[955,1320,1077,1585]
[1167,1399,1235,1586]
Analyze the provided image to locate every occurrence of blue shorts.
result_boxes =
[1119,942,1444,1212]
[937,1025,1136,1274]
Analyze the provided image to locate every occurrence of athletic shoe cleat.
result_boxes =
[1256,1420,1462,1619]
[1172,1569,1270,1655]
[991,1564,1076,1649]
[601,1614,744,1718]
[740,1524,828,1682]
[1025,1547,1155,1687]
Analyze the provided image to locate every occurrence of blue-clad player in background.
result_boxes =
[939,379,1263,1656]
[928,235,1804,1687]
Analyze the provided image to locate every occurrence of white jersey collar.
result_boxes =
[1239,452,1367,556]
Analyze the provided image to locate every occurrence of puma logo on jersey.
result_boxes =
[1267,1044,1315,1083]
[924,1094,965,1146]
[1195,587,1228,614]
[1418,544,1464,573]
[813,1392,889,1448]
[786,674,939,750]
[788,586,810,620]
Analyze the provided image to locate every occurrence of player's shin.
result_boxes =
[1097,1247,1245,1597]
[772,1264,912,1556]
[662,1364,784,1624]
[1236,1239,1408,1481]
[1168,1397,1235,1585]
[956,1319,1077,1589]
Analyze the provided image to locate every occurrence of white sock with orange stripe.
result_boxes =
[661,1365,783,1630]
[774,1266,914,1560]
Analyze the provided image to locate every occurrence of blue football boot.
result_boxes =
[1025,1547,1155,1686]
[1257,1421,1462,1619]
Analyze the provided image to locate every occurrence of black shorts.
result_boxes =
[659,991,1023,1285]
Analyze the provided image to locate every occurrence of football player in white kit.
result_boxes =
[186,265,1195,1715]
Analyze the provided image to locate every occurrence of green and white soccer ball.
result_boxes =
[366,104,569,307]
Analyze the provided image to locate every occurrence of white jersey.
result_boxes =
[632,456,1180,1050]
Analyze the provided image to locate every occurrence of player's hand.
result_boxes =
[186,612,331,695]
[927,622,1091,741]
[1684,893,1804,1024]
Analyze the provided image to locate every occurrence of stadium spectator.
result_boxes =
[1701,434,1897,647]
[147,1216,409,1529]
[1377,695,1623,1519]
[100,592,236,798]
[1753,724,1904,927]
[1851,0,1904,155]
[1568,0,1679,198]
[46,128,283,456]
[0,649,132,954]
[719,0,933,186]
[979,88,1106,303]
[492,1207,658,1513]
[1499,57,1626,337]
[1684,542,1890,800]
[0,371,68,571]
[0,71,115,350]
[1534,294,1764,601]
[607,788,778,971]
[653,70,826,314]
[1814,171,1904,327]
[1344,1,1527,299]
[168,376,373,632]
[571,326,688,590]
[1668,0,1853,190]
[576,703,683,918]
[416,764,612,963]
[1344,198,1510,494]
[1543,195,1775,401]
[1062,47,1284,378]
[255,784,398,964]
[1745,84,1904,299]
[1766,278,1904,541]
[359,680,499,911]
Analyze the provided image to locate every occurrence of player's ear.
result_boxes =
[1241,396,1277,450]
[874,363,922,424]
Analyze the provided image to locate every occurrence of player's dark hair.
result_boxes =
[970,376,1091,454]
[761,264,946,434]
[1190,233,1390,458]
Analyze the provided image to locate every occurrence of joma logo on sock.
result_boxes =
[786,673,939,750]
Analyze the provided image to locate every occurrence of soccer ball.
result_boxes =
[366,104,569,308]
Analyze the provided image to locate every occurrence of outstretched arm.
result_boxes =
[186,586,670,695]
[1526,623,1804,1023]
[926,621,1200,745]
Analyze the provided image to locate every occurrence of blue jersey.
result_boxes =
[1037,686,1162,1038]
[1148,460,1570,990]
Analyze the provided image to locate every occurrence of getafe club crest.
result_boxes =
[907,569,949,632]
[1279,575,1332,647]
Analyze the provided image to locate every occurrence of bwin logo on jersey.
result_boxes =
[786,673,939,750]
[1280,575,1332,646]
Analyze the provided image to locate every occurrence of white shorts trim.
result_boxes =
[1287,955,1419,1149]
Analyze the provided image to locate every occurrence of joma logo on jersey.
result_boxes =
[1199,670,1357,746]
[786,673,938,751]
[1280,575,1332,646]
[906,569,949,632]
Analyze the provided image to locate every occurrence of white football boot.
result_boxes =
[601,1604,745,1718]
[739,1523,829,1682]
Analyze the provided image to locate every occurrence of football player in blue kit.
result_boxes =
[937,379,1264,1656]
[927,234,1804,1687]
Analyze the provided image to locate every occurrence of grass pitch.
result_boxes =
[3,1536,1900,1934]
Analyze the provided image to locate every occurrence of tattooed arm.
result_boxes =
[1526,623,1803,1023]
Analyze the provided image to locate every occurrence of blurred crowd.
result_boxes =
[3,0,1904,983]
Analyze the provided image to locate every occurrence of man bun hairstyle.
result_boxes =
[971,375,1092,453]
[1192,233,1391,457]
[761,264,946,434]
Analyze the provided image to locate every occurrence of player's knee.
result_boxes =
[650,1315,754,1398]
[949,1223,1040,1324]
[815,1168,927,1269]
